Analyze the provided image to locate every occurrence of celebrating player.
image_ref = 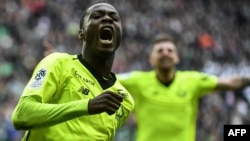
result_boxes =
[118,33,250,141]
[11,2,134,141]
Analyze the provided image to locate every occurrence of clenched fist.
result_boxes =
[88,91,123,115]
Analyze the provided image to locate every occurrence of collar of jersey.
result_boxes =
[77,54,116,89]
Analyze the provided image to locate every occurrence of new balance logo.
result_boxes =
[78,86,90,95]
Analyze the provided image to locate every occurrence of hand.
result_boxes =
[88,91,123,115]
[42,40,54,56]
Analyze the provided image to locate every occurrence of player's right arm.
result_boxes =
[12,91,123,130]
[12,95,89,130]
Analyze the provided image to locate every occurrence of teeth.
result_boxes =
[100,40,112,44]
[103,27,112,31]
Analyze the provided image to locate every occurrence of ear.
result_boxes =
[148,54,154,66]
[175,55,180,65]
[78,29,85,41]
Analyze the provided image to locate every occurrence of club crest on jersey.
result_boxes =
[30,69,47,89]
[116,106,124,121]
[178,90,186,97]
[117,89,128,98]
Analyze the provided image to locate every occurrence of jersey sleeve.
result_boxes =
[195,72,218,97]
[11,95,89,130]
[117,71,141,97]
[21,53,62,102]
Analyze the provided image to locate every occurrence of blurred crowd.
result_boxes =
[0,0,250,140]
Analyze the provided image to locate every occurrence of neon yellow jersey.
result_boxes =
[19,52,134,141]
[118,70,217,141]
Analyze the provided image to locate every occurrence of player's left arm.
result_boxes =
[215,75,250,91]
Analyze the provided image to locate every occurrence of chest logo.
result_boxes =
[75,71,95,86]
[178,91,187,97]
[78,86,90,95]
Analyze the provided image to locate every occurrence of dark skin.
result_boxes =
[11,3,125,131]
[78,3,123,115]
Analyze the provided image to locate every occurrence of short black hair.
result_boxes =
[79,0,109,29]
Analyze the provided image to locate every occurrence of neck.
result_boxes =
[156,68,176,84]
[82,52,114,78]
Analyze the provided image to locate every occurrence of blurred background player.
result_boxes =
[118,33,250,141]
[11,2,134,141]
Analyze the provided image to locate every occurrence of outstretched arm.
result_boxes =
[215,75,250,91]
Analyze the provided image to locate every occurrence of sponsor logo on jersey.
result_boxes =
[30,69,47,88]
[75,71,95,86]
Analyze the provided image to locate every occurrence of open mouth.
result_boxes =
[160,57,171,64]
[100,27,113,43]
